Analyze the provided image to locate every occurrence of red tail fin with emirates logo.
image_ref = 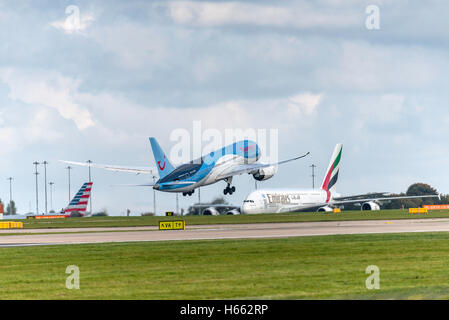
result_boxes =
[321,144,343,194]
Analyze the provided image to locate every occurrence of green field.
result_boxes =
[19,209,449,229]
[2,232,449,299]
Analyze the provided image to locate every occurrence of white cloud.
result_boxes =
[168,1,359,29]
[357,94,405,124]
[0,68,95,130]
[0,126,19,156]
[0,106,65,161]
[88,24,170,69]
[351,94,406,136]
[77,89,319,140]
[316,41,441,91]
[50,6,94,35]
[287,93,322,117]
[192,56,220,82]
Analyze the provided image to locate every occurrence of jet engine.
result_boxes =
[361,201,380,211]
[202,207,220,216]
[317,206,333,212]
[225,209,241,215]
[252,166,276,181]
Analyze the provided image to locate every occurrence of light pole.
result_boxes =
[33,161,39,214]
[87,160,92,215]
[49,182,54,212]
[152,175,156,215]
[66,166,72,202]
[310,164,316,189]
[43,161,48,215]
[7,177,12,214]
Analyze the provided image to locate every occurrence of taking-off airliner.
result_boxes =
[242,144,440,214]
[62,137,309,196]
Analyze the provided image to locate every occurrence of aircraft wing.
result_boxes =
[111,183,157,187]
[332,192,390,201]
[60,160,158,176]
[333,194,440,205]
[216,152,310,180]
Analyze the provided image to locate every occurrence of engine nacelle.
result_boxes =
[225,209,240,215]
[317,206,333,212]
[202,207,220,216]
[252,166,276,181]
[361,201,380,211]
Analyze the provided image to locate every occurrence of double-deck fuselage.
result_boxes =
[242,189,330,214]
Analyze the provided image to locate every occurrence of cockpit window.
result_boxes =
[243,200,254,203]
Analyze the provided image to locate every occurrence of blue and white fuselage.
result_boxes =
[61,137,309,197]
[154,140,260,193]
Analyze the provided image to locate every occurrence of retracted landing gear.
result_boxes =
[223,177,236,195]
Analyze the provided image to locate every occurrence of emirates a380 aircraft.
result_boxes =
[242,144,440,214]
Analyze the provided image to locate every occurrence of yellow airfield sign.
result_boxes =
[159,220,185,230]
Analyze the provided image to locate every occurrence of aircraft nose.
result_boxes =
[242,203,253,214]
[153,184,160,190]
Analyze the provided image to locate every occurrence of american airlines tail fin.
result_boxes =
[149,137,175,179]
[64,182,92,215]
[321,144,343,194]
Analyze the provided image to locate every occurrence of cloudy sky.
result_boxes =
[0,0,448,215]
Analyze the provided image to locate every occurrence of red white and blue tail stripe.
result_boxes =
[64,182,92,214]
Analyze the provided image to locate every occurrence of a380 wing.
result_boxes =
[333,194,440,205]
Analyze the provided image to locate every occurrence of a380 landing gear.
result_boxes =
[223,178,236,195]
[182,190,195,197]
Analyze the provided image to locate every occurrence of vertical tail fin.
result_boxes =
[149,137,175,179]
[321,144,343,194]
[64,182,92,214]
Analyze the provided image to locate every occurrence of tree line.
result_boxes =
[0,199,17,215]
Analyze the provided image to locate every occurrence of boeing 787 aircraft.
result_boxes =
[242,144,440,214]
[62,137,309,196]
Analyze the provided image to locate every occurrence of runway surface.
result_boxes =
[2,218,449,247]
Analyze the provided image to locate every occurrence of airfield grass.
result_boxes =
[2,232,449,299]
[19,209,449,229]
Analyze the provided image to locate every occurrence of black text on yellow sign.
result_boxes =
[159,220,185,230]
